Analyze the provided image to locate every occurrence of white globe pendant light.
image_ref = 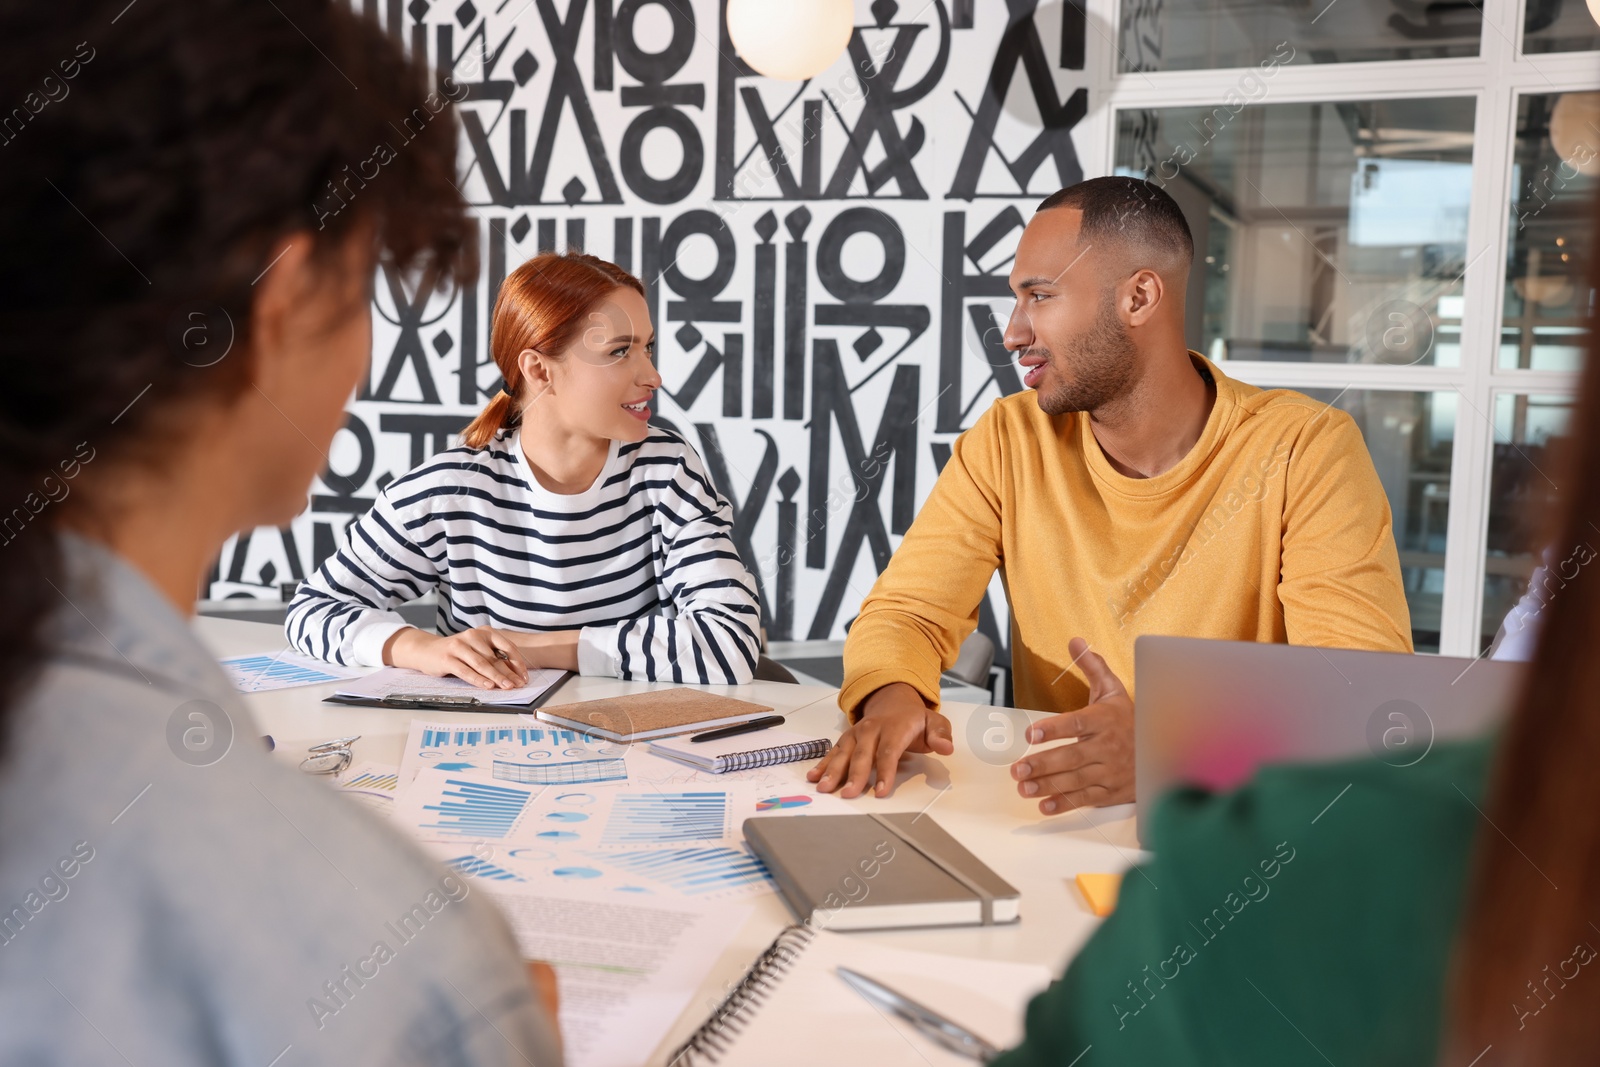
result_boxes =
[1549,92,1600,177]
[727,0,854,81]
[1589,0,1600,26]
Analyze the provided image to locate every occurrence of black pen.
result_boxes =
[690,714,786,743]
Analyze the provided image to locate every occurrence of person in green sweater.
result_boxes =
[993,740,1493,1064]
[993,207,1600,1066]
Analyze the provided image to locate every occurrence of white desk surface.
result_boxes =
[194,616,1144,1063]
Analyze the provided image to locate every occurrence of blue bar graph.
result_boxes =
[418,778,532,839]
[342,769,398,792]
[416,725,624,780]
[602,792,727,845]
[493,758,627,786]
[420,726,593,748]
[223,654,345,692]
[446,855,525,882]
[597,847,772,895]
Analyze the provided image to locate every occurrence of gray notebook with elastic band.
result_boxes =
[743,812,1020,930]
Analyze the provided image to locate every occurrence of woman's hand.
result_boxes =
[383,626,530,689]
[510,629,582,672]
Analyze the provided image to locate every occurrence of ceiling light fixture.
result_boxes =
[726,0,854,81]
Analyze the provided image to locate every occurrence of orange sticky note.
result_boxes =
[1075,872,1122,917]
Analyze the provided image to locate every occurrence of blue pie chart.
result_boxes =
[545,811,589,822]
[508,848,555,862]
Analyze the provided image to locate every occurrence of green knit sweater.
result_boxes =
[993,737,1492,1065]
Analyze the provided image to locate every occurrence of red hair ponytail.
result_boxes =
[460,252,645,449]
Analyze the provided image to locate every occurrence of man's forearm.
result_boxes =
[839,611,950,721]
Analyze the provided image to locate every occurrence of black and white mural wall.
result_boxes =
[209,0,1102,657]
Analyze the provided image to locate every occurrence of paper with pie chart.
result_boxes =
[515,786,732,849]
[396,773,851,901]
[507,788,777,902]
[755,795,814,811]
[510,782,853,849]
[421,837,771,900]
[513,784,852,899]
[393,774,847,847]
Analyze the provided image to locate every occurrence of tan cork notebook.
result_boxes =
[533,688,775,743]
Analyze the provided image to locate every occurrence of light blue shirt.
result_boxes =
[0,534,561,1066]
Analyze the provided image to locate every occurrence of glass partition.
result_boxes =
[1522,0,1600,55]
[1502,92,1598,371]
[1481,393,1577,655]
[1118,0,1480,73]
[1273,387,1455,653]
[1116,97,1476,365]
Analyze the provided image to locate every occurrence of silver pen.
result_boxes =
[836,966,1002,1063]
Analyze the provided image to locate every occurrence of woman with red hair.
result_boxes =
[288,252,762,688]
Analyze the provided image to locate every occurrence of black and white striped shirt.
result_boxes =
[286,427,762,684]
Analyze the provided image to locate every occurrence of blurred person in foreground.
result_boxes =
[0,1,559,1062]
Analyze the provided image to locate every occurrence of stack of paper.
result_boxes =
[220,650,367,693]
[488,878,749,1067]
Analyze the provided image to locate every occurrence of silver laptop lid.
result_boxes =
[1133,636,1521,845]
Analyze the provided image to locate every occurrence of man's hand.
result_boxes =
[1011,638,1134,814]
[807,682,954,798]
[384,625,530,689]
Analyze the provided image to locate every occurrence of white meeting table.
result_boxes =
[194,616,1144,1063]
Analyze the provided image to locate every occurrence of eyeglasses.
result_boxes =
[299,735,361,775]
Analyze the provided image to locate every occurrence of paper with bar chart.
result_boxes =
[394,768,538,841]
[219,650,366,692]
[398,718,627,787]
[400,784,742,895]
[417,839,672,898]
[489,785,844,900]
[393,753,851,902]
[332,761,401,815]
[505,787,731,850]
[498,783,851,848]
[441,852,526,883]
[592,845,774,897]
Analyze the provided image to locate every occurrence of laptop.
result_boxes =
[1133,636,1522,845]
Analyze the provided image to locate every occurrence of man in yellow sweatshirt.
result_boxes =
[809,176,1411,812]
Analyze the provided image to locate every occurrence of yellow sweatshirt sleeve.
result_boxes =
[1279,406,1413,653]
[838,406,1007,719]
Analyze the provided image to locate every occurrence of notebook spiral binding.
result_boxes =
[669,923,818,1065]
[720,739,831,772]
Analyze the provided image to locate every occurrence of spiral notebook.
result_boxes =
[648,729,831,773]
[670,925,1049,1066]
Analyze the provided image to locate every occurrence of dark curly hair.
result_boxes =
[0,0,475,752]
